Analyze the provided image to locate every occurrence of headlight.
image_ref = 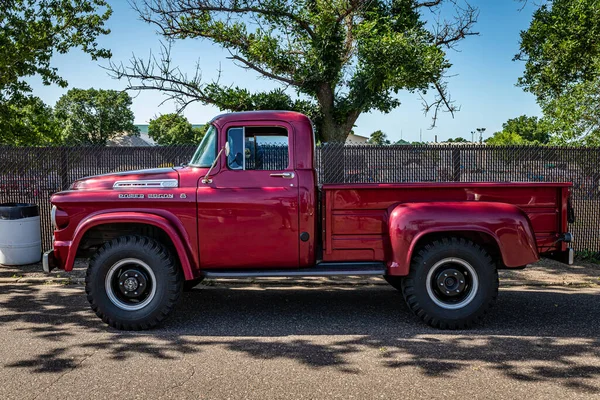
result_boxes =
[51,205,69,230]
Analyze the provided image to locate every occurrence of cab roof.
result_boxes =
[210,110,310,127]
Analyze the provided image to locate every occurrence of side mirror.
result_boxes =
[225,141,230,157]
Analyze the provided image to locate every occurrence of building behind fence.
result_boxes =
[1,144,598,253]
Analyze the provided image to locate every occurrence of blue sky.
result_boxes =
[28,0,541,143]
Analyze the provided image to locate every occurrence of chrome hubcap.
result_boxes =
[426,258,479,310]
[105,259,156,311]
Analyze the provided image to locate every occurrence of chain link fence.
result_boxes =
[1,144,598,253]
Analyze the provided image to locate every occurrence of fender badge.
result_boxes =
[180,193,187,199]
[118,194,144,199]
[148,194,174,199]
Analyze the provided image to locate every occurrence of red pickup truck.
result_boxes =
[44,111,575,330]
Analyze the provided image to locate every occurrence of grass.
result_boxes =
[575,250,600,264]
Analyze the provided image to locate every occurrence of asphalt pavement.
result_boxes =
[0,283,599,399]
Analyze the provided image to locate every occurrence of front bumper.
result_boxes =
[42,250,57,273]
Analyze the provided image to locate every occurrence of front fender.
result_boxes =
[58,211,196,280]
[387,202,539,276]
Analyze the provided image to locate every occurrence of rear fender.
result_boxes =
[387,202,539,276]
[60,212,196,280]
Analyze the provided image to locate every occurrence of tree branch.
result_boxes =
[431,1,479,49]
[136,0,316,39]
[227,54,299,86]
[420,79,459,128]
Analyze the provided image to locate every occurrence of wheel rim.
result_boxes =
[105,258,157,311]
[425,257,479,310]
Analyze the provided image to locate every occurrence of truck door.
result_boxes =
[197,122,300,269]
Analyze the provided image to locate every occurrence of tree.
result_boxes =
[54,89,138,145]
[445,137,468,143]
[0,1,111,104]
[368,130,390,145]
[0,97,61,145]
[515,0,600,144]
[111,0,478,142]
[485,131,529,145]
[148,113,206,145]
[0,0,111,145]
[499,115,549,144]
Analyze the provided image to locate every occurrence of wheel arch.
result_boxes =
[66,212,197,280]
[387,202,539,276]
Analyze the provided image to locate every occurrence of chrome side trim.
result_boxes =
[113,179,178,189]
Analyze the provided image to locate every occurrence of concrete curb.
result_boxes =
[0,275,597,288]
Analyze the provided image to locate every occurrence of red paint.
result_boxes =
[49,111,573,280]
[387,202,539,276]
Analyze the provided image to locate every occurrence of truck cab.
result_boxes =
[45,111,574,331]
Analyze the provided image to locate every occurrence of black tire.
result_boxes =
[384,276,403,293]
[183,277,205,291]
[85,235,183,330]
[401,237,498,329]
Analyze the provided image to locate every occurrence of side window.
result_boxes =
[227,126,289,171]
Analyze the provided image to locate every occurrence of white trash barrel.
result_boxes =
[0,203,42,265]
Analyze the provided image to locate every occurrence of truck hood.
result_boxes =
[70,167,180,190]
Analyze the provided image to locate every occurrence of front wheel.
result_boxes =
[85,235,183,330]
[401,237,498,329]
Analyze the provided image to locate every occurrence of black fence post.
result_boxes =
[60,147,69,190]
[452,148,461,182]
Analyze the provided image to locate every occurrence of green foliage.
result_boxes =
[516,0,600,144]
[501,115,549,143]
[486,115,550,145]
[0,0,111,103]
[485,131,530,146]
[54,88,138,145]
[115,0,478,142]
[575,250,600,264]
[445,137,468,143]
[0,97,61,145]
[367,130,390,145]
[0,0,111,145]
[148,113,206,145]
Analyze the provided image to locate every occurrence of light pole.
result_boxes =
[476,128,486,144]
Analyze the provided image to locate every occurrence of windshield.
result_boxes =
[189,125,217,167]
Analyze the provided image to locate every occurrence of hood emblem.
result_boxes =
[113,179,178,188]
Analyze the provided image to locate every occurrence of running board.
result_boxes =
[201,262,386,278]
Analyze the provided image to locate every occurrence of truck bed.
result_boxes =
[321,182,572,263]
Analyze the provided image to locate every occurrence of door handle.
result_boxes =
[270,172,295,179]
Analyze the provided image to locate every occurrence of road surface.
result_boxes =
[0,283,599,399]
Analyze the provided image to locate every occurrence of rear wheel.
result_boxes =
[85,235,183,330]
[401,237,498,329]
